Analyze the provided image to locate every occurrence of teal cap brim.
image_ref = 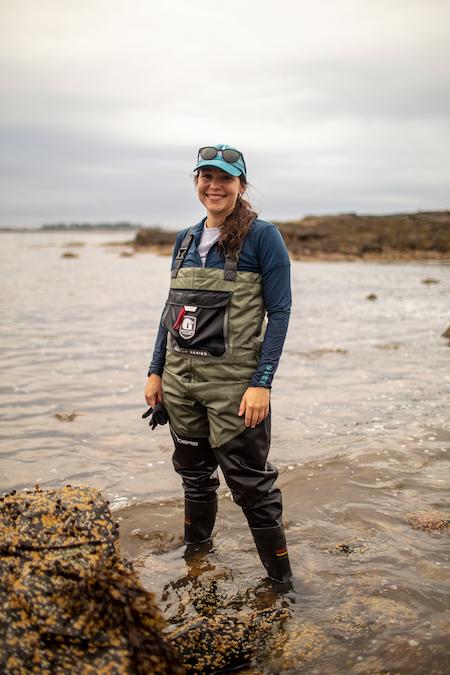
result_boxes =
[194,158,244,177]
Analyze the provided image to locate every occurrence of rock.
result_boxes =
[442,326,450,339]
[330,541,370,556]
[168,607,289,673]
[120,251,134,257]
[275,210,450,260]
[0,487,289,674]
[376,342,403,350]
[407,510,450,532]
[421,277,440,284]
[0,486,184,674]
[295,348,348,360]
[61,251,79,258]
[366,293,377,301]
[64,241,85,248]
[129,212,450,261]
[54,411,78,422]
[134,228,177,248]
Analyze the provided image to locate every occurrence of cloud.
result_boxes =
[1,0,449,227]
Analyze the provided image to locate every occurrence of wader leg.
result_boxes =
[213,415,292,583]
[171,428,219,546]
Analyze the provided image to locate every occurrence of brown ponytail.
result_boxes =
[217,180,258,260]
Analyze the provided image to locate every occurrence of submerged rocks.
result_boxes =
[331,540,371,556]
[407,510,450,532]
[54,411,78,422]
[169,608,289,673]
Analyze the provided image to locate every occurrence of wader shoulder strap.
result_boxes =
[171,227,195,278]
[223,233,247,281]
[223,255,238,282]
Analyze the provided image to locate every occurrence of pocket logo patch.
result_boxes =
[179,315,197,340]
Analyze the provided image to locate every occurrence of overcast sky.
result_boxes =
[1,0,449,228]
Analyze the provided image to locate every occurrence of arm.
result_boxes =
[239,225,291,427]
[144,231,184,404]
[145,319,168,406]
[249,265,291,387]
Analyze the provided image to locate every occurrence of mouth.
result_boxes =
[206,193,225,200]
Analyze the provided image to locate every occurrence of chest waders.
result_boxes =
[161,228,292,583]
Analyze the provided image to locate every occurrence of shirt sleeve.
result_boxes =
[147,232,184,377]
[250,225,291,388]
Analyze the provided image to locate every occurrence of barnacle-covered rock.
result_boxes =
[0,486,184,674]
[407,510,450,532]
[168,607,289,673]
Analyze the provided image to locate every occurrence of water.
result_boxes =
[1,230,449,672]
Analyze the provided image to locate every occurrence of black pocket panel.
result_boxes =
[163,289,231,357]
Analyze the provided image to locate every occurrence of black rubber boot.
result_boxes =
[251,524,292,583]
[184,497,218,545]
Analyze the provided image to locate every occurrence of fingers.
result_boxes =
[245,403,269,428]
[239,387,270,428]
[144,382,163,407]
[146,388,163,407]
[146,393,156,407]
[238,394,246,418]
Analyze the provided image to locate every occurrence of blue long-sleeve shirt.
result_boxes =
[148,218,291,388]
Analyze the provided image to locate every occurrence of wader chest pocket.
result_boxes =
[163,289,231,357]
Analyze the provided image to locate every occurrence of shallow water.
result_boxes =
[1,231,449,672]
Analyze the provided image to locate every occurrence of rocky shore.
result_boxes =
[131,210,450,261]
[0,486,288,674]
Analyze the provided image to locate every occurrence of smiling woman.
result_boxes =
[144,143,293,584]
[197,167,241,221]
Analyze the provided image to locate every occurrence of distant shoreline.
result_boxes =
[0,224,140,232]
[3,211,449,262]
[131,210,450,262]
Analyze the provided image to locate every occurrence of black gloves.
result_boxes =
[142,402,169,430]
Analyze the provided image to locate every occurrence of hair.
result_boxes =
[195,172,258,261]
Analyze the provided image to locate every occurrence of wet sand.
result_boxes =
[1,230,449,672]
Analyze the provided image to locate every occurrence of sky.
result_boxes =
[1,0,449,228]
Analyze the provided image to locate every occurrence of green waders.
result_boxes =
[160,232,292,583]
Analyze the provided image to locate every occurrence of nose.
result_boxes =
[209,176,223,189]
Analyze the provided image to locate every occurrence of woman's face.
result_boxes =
[196,167,242,221]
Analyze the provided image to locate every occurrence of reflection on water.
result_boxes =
[1,231,449,673]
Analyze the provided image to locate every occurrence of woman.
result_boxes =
[145,144,292,583]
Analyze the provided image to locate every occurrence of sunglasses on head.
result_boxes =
[198,146,246,172]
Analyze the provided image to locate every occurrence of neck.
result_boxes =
[205,214,224,229]
[205,207,235,229]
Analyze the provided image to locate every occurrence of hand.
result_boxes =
[238,387,270,428]
[144,374,163,408]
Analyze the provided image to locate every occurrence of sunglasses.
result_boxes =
[198,146,246,172]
